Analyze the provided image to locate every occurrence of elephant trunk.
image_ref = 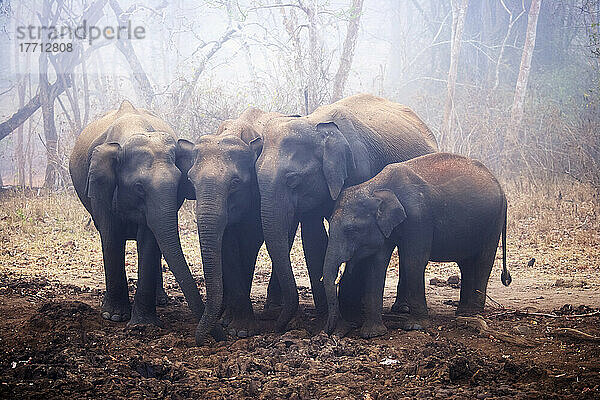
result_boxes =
[194,181,228,346]
[147,199,205,320]
[259,181,298,331]
[322,246,344,334]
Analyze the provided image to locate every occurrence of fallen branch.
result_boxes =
[553,327,600,342]
[490,310,600,319]
[457,315,535,348]
[476,289,506,309]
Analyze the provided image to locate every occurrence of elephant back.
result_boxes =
[309,93,438,174]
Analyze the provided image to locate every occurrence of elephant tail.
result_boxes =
[500,203,511,286]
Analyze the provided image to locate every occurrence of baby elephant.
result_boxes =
[323,153,511,338]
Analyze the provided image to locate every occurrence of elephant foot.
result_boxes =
[390,301,410,314]
[210,325,228,342]
[258,306,282,321]
[155,288,169,307]
[227,316,257,339]
[220,308,234,327]
[401,315,428,331]
[456,305,484,316]
[315,304,329,319]
[127,307,163,328]
[324,312,339,335]
[264,288,282,313]
[332,318,356,338]
[101,295,131,322]
[360,320,388,339]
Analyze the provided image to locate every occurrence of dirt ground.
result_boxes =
[0,178,599,399]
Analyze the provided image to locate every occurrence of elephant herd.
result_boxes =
[69,93,511,346]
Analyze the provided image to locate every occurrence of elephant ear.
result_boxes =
[175,139,197,200]
[86,142,121,208]
[175,138,196,175]
[373,189,406,238]
[248,136,263,162]
[317,121,356,200]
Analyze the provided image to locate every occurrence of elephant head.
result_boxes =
[322,185,406,332]
[85,117,203,318]
[254,117,358,328]
[187,133,260,345]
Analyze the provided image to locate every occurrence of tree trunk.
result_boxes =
[442,0,469,145]
[299,0,321,112]
[331,0,364,102]
[81,56,90,128]
[279,4,306,112]
[493,0,526,92]
[506,0,543,148]
[109,0,156,107]
[14,1,25,187]
[16,78,25,187]
[40,52,61,189]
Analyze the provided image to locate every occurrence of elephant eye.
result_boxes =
[344,225,359,235]
[134,182,145,196]
[286,172,301,189]
[230,176,242,190]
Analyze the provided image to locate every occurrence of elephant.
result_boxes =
[322,153,512,338]
[69,100,223,340]
[254,93,439,332]
[185,107,285,346]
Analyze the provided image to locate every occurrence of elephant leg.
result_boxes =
[457,258,475,314]
[264,217,299,314]
[128,225,162,327]
[155,261,168,306]
[300,216,328,316]
[335,258,363,336]
[457,246,497,316]
[264,274,282,313]
[391,246,410,314]
[399,239,430,330]
[222,228,256,338]
[360,247,394,339]
[99,225,130,322]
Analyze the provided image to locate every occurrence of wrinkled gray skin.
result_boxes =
[185,107,283,346]
[323,153,512,338]
[69,101,224,340]
[255,93,439,332]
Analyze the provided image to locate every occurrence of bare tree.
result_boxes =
[442,0,469,142]
[109,0,157,107]
[493,0,526,91]
[0,0,106,143]
[14,2,26,187]
[331,0,364,102]
[506,0,543,148]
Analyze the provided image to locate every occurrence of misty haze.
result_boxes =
[0,1,599,398]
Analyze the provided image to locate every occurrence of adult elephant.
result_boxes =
[185,107,284,346]
[69,100,221,339]
[255,93,439,332]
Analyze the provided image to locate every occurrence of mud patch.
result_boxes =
[26,300,102,332]
[0,278,600,399]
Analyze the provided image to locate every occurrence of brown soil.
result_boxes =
[0,179,599,399]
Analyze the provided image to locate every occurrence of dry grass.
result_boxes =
[0,177,599,312]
